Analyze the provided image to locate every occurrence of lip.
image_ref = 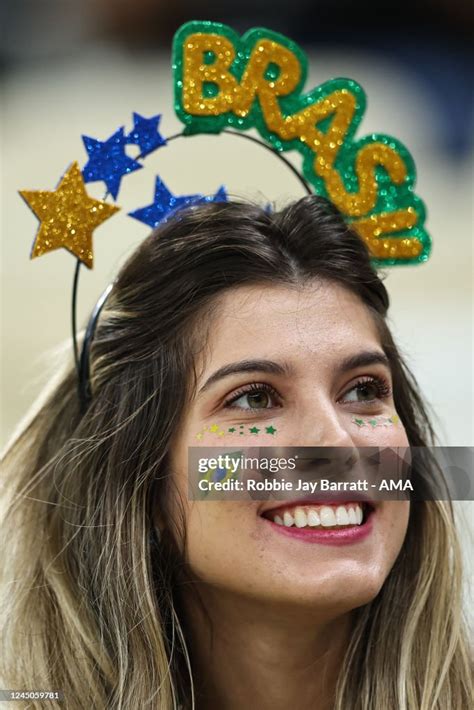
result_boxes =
[259,502,375,546]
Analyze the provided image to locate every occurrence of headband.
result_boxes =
[19,20,432,411]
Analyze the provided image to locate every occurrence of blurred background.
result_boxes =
[1,1,472,600]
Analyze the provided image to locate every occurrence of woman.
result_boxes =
[1,196,471,709]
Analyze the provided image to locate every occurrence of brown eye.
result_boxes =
[355,383,378,401]
[246,391,270,408]
[341,377,391,404]
[224,384,279,410]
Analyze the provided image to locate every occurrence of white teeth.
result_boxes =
[271,504,365,528]
[336,506,350,525]
[307,509,321,526]
[320,506,337,527]
[294,508,308,528]
[348,507,358,525]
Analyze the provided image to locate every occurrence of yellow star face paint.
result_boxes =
[194,423,279,440]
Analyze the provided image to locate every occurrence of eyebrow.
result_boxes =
[198,350,390,395]
[198,359,291,394]
[336,350,391,374]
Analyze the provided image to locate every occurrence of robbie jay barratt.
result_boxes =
[196,477,413,494]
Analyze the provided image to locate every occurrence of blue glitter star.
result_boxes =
[203,185,228,204]
[128,176,204,228]
[126,112,167,158]
[82,127,142,200]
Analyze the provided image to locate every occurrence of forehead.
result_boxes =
[200,280,382,375]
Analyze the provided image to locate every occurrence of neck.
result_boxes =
[179,585,352,710]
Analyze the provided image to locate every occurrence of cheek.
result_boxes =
[352,421,410,447]
[337,502,410,607]
[375,501,410,572]
[183,502,259,584]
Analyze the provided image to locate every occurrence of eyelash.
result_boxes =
[339,375,392,404]
[223,382,280,410]
[222,375,392,412]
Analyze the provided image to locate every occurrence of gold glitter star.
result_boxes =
[209,424,220,433]
[19,161,120,269]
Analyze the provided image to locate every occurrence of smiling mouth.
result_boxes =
[262,501,374,530]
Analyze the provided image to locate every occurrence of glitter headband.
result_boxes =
[19,20,432,411]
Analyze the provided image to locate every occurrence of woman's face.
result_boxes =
[169,280,410,615]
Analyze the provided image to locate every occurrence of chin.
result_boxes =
[256,561,390,614]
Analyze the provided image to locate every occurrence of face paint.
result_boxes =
[195,423,278,440]
[351,414,399,428]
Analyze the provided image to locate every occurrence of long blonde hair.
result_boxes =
[1,198,472,708]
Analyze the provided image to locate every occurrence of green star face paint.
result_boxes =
[194,423,278,440]
[351,414,399,428]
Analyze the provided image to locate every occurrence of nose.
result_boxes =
[295,401,355,449]
[285,400,361,475]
